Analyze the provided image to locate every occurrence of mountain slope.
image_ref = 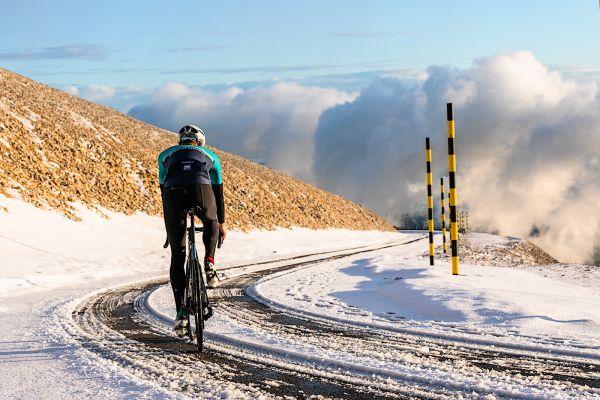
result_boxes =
[0,68,391,230]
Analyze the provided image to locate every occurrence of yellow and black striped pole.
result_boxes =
[447,103,459,275]
[441,177,447,254]
[426,137,434,266]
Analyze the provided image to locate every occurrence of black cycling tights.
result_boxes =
[162,185,219,312]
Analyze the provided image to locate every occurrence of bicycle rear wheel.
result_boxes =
[192,257,204,351]
[184,257,193,341]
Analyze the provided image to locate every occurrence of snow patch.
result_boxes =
[69,110,97,131]
[0,98,35,131]
[0,137,10,148]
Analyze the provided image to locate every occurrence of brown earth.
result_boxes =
[0,68,392,231]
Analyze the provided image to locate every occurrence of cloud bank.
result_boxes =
[129,82,356,180]
[123,51,600,263]
[314,51,600,263]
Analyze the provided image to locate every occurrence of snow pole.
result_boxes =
[441,177,447,254]
[446,103,459,275]
[426,137,434,266]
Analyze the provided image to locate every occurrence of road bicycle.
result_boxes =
[162,208,214,351]
[185,207,216,351]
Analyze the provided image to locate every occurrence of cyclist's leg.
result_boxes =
[202,218,219,261]
[191,184,219,261]
[163,186,187,312]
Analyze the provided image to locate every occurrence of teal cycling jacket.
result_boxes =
[157,145,223,187]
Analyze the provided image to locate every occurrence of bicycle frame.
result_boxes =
[183,208,211,351]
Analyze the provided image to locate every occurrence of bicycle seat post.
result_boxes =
[187,208,196,245]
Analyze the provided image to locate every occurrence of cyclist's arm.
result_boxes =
[208,151,225,224]
[157,148,169,195]
[213,184,225,223]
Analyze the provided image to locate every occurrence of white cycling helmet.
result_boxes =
[178,124,206,146]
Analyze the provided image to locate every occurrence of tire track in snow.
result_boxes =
[208,259,600,398]
[66,239,449,399]
[66,237,600,399]
[67,280,420,399]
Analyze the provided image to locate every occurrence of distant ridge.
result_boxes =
[0,68,392,231]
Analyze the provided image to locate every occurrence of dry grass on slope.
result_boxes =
[0,68,392,231]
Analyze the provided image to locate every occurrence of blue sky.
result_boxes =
[1,1,599,91]
[3,1,600,262]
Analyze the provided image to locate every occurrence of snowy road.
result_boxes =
[3,201,599,399]
[64,240,600,399]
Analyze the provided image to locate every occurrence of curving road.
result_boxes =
[64,240,600,399]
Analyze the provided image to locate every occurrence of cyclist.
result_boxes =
[158,124,227,332]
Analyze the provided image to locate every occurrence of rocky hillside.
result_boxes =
[435,233,558,266]
[0,68,392,231]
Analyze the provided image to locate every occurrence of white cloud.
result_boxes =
[129,82,356,180]
[61,84,150,112]
[65,84,116,101]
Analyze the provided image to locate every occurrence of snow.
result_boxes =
[150,232,599,398]
[0,197,165,298]
[0,137,10,148]
[70,110,97,131]
[250,240,600,344]
[1,196,599,398]
[0,98,35,132]
[0,197,399,299]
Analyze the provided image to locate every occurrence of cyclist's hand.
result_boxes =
[219,222,227,244]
